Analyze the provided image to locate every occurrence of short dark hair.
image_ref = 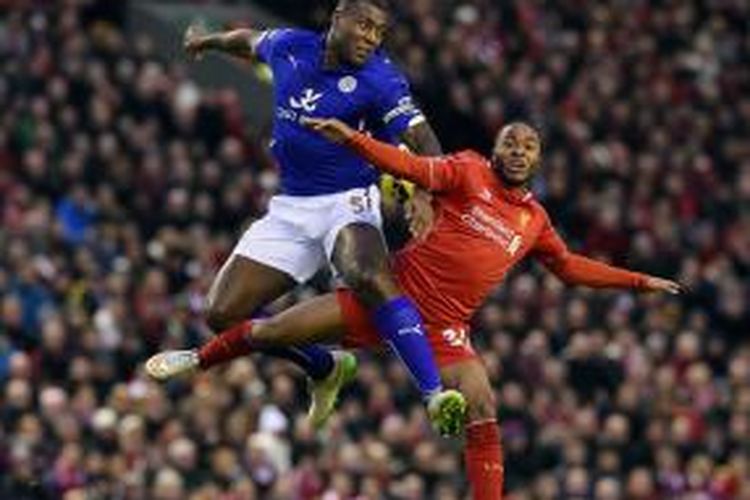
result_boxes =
[337,0,390,12]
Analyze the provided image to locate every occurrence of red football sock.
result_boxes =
[465,419,504,500]
[198,320,254,369]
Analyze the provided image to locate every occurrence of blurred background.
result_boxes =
[1,0,749,498]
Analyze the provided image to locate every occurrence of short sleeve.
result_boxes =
[372,64,426,138]
[254,28,296,63]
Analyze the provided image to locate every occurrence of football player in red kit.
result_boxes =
[147,118,680,499]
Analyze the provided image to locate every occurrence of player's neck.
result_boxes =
[498,174,529,193]
[322,32,345,70]
[506,184,530,198]
[497,176,531,202]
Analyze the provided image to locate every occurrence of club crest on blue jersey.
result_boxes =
[338,76,358,93]
[256,28,425,196]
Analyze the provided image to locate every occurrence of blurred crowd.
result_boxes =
[1,0,749,498]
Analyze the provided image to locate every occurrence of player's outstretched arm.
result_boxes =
[301,117,462,192]
[533,221,681,293]
[549,253,681,294]
[184,24,263,61]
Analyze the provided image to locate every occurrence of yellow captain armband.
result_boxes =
[379,173,396,207]
[379,143,417,207]
[398,178,415,200]
[379,174,415,206]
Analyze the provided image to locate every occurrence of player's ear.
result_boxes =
[331,6,346,28]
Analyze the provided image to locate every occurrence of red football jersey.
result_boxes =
[390,151,562,327]
[348,133,648,329]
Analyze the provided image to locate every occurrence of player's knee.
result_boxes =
[341,262,392,298]
[466,386,497,423]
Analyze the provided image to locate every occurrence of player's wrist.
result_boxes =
[636,273,651,289]
[345,130,365,145]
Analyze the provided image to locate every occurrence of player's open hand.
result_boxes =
[643,276,682,294]
[300,117,356,144]
[184,24,207,61]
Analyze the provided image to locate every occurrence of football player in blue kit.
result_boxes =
[146,0,466,435]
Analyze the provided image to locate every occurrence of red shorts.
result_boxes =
[336,289,478,368]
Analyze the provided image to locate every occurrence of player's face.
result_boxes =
[333,4,389,66]
[491,124,541,187]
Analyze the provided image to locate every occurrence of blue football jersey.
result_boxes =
[255,28,425,196]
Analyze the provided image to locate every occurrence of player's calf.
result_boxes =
[465,417,504,500]
[444,360,504,500]
[333,224,446,400]
[146,318,337,382]
[204,302,235,332]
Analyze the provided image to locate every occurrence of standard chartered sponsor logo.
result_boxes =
[460,212,506,244]
[469,206,514,239]
[460,206,523,255]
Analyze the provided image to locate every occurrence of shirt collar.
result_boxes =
[500,184,534,205]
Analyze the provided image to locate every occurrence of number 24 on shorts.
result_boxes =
[442,327,469,348]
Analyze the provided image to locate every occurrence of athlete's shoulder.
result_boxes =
[360,50,407,84]
[453,150,488,164]
[264,27,317,40]
[449,150,490,172]
[424,150,486,190]
[523,195,550,226]
[258,28,318,53]
[369,50,405,72]
[283,28,319,42]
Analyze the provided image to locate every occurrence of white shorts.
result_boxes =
[231,185,382,283]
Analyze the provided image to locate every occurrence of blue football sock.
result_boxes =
[373,296,442,399]
[249,309,335,381]
[257,344,335,381]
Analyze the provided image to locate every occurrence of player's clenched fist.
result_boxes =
[184,24,207,61]
[301,117,356,144]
